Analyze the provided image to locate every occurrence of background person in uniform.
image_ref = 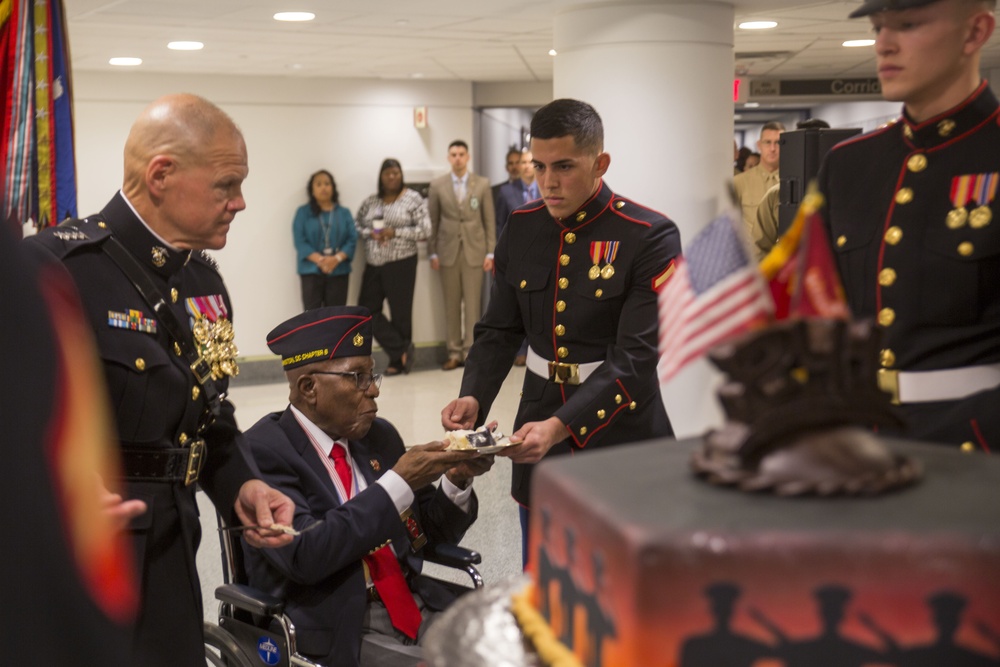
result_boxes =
[355,158,430,375]
[293,169,358,310]
[752,118,831,260]
[23,93,295,667]
[734,122,784,236]
[818,0,998,451]
[427,140,497,370]
[242,306,492,667]
[440,98,680,563]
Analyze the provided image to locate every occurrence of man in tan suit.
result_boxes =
[428,140,496,370]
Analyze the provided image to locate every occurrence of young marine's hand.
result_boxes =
[500,417,568,464]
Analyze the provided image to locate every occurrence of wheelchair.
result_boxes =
[204,513,484,667]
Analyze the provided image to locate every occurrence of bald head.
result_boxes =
[122,94,248,250]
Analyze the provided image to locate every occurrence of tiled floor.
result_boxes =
[197,365,527,623]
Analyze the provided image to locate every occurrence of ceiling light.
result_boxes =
[843,39,875,47]
[410,72,424,78]
[168,41,203,51]
[739,21,777,30]
[109,57,142,66]
[744,102,760,108]
[273,12,315,22]
[548,49,557,56]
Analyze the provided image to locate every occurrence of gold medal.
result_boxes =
[946,207,968,229]
[601,264,615,280]
[588,265,601,280]
[969,205,992,228]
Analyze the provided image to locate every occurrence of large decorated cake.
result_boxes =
[524,436,1000,666]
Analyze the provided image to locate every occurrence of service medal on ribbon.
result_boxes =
[186,295,239,380]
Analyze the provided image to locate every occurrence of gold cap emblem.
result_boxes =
[353,333,364,347]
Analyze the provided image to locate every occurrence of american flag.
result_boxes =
[657,211,773,382]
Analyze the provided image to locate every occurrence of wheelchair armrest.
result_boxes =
[424,543,482,568]
[215,583,286,617]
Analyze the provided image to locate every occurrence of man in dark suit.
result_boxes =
[427,140,497,369]
[243,306,493,667]
[441,99,681,563]
[818,0,999,451]
[492,145,524,209]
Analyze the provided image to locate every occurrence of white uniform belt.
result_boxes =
[877,363,1000,404]
[525,346,603,386]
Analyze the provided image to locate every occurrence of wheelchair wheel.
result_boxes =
[204,622,255,667]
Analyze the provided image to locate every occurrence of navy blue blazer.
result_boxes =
[242,409,478,667]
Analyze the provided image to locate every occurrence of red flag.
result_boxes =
[759,187,848,320]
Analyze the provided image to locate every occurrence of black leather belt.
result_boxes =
[121,442,206,485]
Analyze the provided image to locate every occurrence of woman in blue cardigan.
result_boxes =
[292,169,357,310]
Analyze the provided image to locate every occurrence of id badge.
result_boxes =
[322,247,333,255]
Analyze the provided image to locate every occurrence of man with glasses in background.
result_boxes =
[242,305,493,667]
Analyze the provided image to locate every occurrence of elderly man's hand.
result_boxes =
[392,442,480,490]
[234,480,296,549]
[445,453,495,489]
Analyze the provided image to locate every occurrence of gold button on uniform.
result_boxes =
[961,441,975,453]
[557,347,568,359]
[179,433,189,445]
[559,254,570,266]
[135,358,146,371]
[878,268,897,286]
[894,188,914,205]
[880,349,896,368]
[958,242,974,256]
[836,235,847,248]
[98,221,107,229]
[520,280,527,289]
[579,426,588,436]
[903,125,913,139]
[907,154,927,172]
[594,288,603,298]
[564,232,577,244]
[885,227,903,245]
[192,386,201,401]
[597,409,606,420]
[558,277,569,289]
[554,324,565,336]
[878,308,896,327]
[174,342,183,356]
[556,300,566,312]
[629,401,637,411]
[171,288,179,303]
[615,394,622,404]
[615,201,625,210]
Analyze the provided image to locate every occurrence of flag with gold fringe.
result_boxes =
[657,210,773,383]
[1,0,76,234]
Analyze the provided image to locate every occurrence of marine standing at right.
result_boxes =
[818,0,999,451]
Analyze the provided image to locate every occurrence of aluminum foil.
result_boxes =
[423,575,543,667]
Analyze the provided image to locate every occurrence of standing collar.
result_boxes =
[101,191,191,277]
[556,179,613,229]
[901,81,1000,149]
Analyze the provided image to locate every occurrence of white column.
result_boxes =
[553,0,735,437]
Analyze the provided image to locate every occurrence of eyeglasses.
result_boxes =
[310,370,382,391]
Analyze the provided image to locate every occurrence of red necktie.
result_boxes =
[329,443,422,639]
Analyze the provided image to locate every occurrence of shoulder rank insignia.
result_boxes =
[652,259,677,293]
[53,228,88,242]
[108,309,157,334]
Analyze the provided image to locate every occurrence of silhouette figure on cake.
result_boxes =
[581,553,617,667]
[679,582,774,667]
[895,591,999,667]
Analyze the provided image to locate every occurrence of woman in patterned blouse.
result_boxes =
[355,159,431,375]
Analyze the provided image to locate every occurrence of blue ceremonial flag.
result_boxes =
[1,0,76,234]
[657,211,773,382]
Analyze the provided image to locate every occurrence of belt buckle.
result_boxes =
[548,361,580,385]
[184,438,206,486]
[877,368,900,405]
[190,356,213,385]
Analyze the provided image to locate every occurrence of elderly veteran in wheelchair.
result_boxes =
[241,305,492,667]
